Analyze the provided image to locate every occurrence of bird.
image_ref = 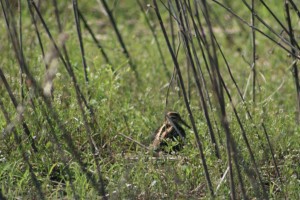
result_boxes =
[151,111,190,153]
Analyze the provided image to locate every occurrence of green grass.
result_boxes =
[0,1,300,199]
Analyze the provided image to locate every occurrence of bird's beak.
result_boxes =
[178,118,191,129]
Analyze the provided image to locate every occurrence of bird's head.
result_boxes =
[166,111,191,128]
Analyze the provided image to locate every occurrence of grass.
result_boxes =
[0,0,300,199]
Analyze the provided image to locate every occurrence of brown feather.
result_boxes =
[151,112,190,153]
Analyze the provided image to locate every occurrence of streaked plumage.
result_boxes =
[151,112,190,153]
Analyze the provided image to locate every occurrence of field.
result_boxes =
[0,0,299,199]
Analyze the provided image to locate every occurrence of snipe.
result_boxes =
[151,111,190,153]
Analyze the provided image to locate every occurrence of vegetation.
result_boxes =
[0,0,299,199]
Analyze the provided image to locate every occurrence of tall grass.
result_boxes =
[0,0,299,199]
